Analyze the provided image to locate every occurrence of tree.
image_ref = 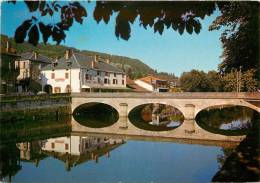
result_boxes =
[241,69,258,92]
[222,68,258,92]
[207,71,224,92]
[222,69,237,92]
[179,70,209,92]
[9,1,218,45]
[209,2,259,81]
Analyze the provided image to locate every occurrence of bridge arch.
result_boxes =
[71,98,120,115]
[73,102,120,128]
[194,102,260,119]
[127,101,185,118]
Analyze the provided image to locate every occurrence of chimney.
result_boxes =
[6,41,10,52]
[105,58,110,64]
[94,55,98,62]
[91,60,95,68]
[65,50,71,60]
[33,51,38,59]
[52,57,58,67]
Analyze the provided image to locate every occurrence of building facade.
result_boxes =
[134,75,169,92]
[15,52,52,92]
[41,51,127,93]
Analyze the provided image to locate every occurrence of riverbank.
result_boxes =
[0,94,71,122]
[212,113,260,182]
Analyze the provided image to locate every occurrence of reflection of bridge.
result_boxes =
[71,92,260,142]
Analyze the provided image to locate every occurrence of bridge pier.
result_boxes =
[118,103,128,129]
[183,119,195,134]
[184,104,195,120]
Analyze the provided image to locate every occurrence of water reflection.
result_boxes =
[1,134,125,182]
[0,115,71,145]
[196,106,257,135]
[128,103,184,131]
[73,103,119,128]
[0,132,233,183]
[39,135,125,171]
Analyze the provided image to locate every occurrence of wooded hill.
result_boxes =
[1,34,177,80]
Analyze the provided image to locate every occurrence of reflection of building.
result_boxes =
[40,135,125,171]
[41,50,127,93]
[16,141,47,167]
[134,75,169,92]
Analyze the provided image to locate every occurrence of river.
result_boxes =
[0,105,258,183]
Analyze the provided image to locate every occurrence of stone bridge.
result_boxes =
[71,92,260,142]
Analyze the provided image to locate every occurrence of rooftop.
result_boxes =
[42,52,124,74]
[135,75,167,85]
[18,52,52,64]
[126,77,150,92]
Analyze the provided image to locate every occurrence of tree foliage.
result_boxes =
[12,1,87,45]
[180,69,258,92]
[9,1,218,45]
[209,2,260,80]
[180,70,210,92]
[222,69,258,92]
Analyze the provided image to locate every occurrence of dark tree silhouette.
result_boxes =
[10,1,220,45]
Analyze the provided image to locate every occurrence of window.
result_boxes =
[114,73,116,77]
[51,73,55,79]
[113,79,117,84]
[97,71,100,76]
[122,74,125,78]
[65,73,69,79]
[23,62,26,69]
[105,72,109,76]
[104,78,108,84]
[122,80,125,85]
[98,78,101,83]
[51,143,55,149]
[85,74,90,80]
[65,143,69,150]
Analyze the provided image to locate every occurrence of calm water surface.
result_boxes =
[1,105,258,183]
[3,136,226,183]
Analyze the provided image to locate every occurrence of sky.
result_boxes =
[1,1,224,77]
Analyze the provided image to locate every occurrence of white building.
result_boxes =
[41,51,127,93]
[134,75,169,92]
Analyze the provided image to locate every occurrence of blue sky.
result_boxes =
[1,1,223,77]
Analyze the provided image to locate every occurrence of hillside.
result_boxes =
[1,34,177,80]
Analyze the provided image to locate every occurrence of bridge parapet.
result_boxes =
[71,92,260,100]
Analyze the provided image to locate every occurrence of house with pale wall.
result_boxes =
[134,75,169,92]
[41,50,127,93]
[15,51,52,92]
